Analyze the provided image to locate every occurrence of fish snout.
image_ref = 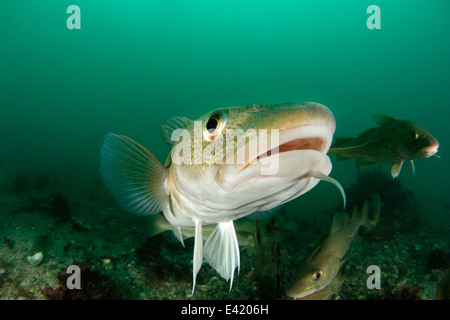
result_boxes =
[422,140,439,158]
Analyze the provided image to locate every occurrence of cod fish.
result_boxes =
[286,194,381,299]
[437,269,450,300]
[100,102,345,294]
[329,114,439,178]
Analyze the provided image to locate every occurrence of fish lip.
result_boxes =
[231,125,334,172]
[254,134,328,165]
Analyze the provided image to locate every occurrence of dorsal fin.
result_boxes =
[372,114,395,126]
[160,116,194,146]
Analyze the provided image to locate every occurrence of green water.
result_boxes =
[0,1,449,300]
[2,0,448,211]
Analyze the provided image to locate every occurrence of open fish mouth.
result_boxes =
[216,124,334,189]
[255,136,327,163]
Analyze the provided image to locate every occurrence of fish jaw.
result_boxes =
[214,114,335,215]
[286,274,329,299]
[217,148,332,199]
[286,256,340,299]
[402,138,439,160]
[219,122,334,180]
[219,149,333,214]
[216,104,335,190]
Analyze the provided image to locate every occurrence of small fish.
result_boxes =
[329,114,439,178]
[100,102,346,294]
[286,194,381,299]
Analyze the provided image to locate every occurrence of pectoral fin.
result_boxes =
[203,221,240,292]
[391,161,403,178]
[373,114,395,126]
[100,133,168,216]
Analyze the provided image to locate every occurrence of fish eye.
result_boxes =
[312,270,323,281]
[206,114,220,134]
[411,131,419,140]
[204,113,225,141]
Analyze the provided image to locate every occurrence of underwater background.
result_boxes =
[0,0,449,300]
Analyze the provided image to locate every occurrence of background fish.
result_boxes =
[100,102,345,293]
[286,194,381,299]
[329,114,439,178]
